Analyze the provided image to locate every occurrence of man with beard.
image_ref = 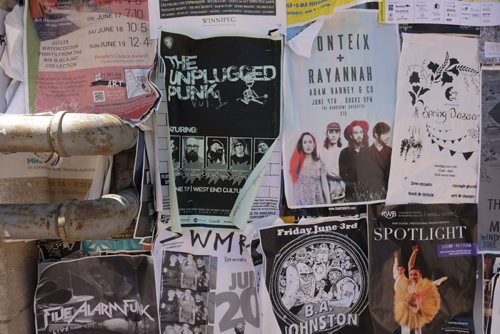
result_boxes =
[362,122,392,198]
[206,139,226,167]
[339,120,370,201]
[183,137,203,170]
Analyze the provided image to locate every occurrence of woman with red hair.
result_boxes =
[289,132,330,206]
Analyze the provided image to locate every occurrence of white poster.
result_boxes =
[147,0,286,39]
[380,0,500,26]
[153,227,260,334]
[386,33,480,205]
[282,10,399,208]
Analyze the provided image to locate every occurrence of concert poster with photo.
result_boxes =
[386,33,481,205]
[160,31,282,230]
[35,255,158,333]
[368,204,477,334]
[282,10,399,209]
[259,216,372,334]
[154,228,260,334]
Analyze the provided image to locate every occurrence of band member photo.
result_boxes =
[170,136,180,168]
[339,120,370,201]
[206,137,227,169]
[230,138,252,169]
[289,132,330,206]
[319,122,346,202]
[182,136,204,170]
[254,138,274,167]
[364,121,392,198]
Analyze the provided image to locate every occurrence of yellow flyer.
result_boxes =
[287,0,370,26]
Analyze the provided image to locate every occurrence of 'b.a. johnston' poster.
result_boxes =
[479,67,500,253]
[259,216,372,333]
[160,32,282,231]
[368,204,477,334]
[282,10,399,208]
[35,255,158,333]
[153,227,260,334]
[386,34,481,205]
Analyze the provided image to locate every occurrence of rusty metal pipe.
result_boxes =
[0,111,137,156]
[0,189,139,241]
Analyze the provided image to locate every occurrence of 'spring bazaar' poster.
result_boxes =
[368,204,477,334]
[160,32,282,230]
[282,10,399,208]
[386,33,480,205]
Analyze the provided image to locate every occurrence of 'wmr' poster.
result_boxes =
[153,227,259,334]
[160,32,282,231]
[368,204,477,334]
[386,34,481,205]
[479,67,500,253]
[283,10,399,208]
[259,216,372,334]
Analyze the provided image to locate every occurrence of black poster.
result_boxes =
[259,217,371,333]
[35,255,158,333]
[160,31,282,230]
[368,204,477,334]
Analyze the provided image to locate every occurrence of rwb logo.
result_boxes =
[381,211,397,219]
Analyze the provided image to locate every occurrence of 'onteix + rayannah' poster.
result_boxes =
[153,226,260,334]
[259,216,372,334]
[282,10,399,209]
[35,255,158,333]
[386,33,481,205]
[368,204,477,334]
[478,67,500,253]
[159,32,282,231]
